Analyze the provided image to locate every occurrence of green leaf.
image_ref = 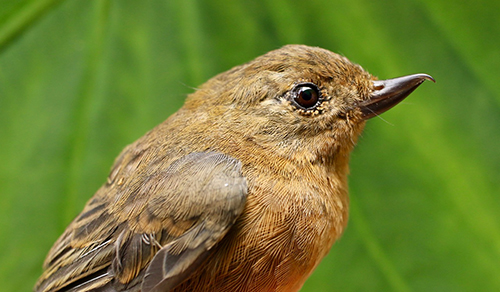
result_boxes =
[0,0,498,291]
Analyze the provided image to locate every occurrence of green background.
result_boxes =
[1,0,499,291]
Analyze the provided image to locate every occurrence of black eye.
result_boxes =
[292,84,320,109]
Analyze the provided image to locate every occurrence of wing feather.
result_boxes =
[35,151,247,292]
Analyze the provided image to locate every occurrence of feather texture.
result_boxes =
[35,152,247,292]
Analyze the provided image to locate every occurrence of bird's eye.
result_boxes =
[292,84,320,109]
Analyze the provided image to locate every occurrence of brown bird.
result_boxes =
[35,45,433,292]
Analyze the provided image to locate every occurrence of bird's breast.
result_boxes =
[174,163,349,291]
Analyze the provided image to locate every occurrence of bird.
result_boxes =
[34,44,434,292]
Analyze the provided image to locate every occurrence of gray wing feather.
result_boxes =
[35,151,247,292]
[142,152,247,291]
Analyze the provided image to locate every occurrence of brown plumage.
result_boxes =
[35,45,433,292]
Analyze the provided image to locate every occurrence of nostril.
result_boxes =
[373,84,384,90]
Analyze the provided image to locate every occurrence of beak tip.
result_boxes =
[420,73,436,83]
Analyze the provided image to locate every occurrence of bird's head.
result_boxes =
[181,45,433,168]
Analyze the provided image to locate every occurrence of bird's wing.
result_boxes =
[35,151,247,292]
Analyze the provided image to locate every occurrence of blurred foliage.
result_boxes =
[0,0,499,291]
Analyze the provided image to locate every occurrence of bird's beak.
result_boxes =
[359,73,435,119]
